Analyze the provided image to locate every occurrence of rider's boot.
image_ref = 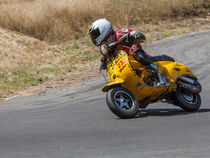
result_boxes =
[146,63,165,86]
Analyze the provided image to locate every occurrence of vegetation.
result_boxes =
[0,0,209,42]
[0,0,209,98]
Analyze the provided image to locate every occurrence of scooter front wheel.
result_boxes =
[106,87,139,119]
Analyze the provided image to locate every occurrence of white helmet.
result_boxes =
[89,19,113,46]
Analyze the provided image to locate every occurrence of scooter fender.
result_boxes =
[102,78,125,92]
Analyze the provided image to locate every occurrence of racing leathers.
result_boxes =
[100,28,160,82]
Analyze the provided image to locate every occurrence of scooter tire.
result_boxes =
[106,87,139,119]
[174,90,201,112]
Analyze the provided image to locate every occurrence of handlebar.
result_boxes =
[106,34,128,50]
[106,42,118,49]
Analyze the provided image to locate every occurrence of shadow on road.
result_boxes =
[134,108,210,118]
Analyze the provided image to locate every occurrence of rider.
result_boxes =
[89,18,162,84]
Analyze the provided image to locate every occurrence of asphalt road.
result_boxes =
[0,30,210,158]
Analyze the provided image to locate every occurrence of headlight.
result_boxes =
[100,44,108,55]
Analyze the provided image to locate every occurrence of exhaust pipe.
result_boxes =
[178,81,201,94]
[179,77,195,84]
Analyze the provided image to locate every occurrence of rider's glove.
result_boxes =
[118,34,129,44]
[99,56,107,71]
[128,31,146,43]
[99,62,107,71]
[118,32,146,45]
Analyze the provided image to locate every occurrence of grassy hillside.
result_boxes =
[0,0,209,98]
[0,0,209,42]
[0,28,100,98]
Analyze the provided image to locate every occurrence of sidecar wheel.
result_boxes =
[106,87,139,119]
[174,90,201,112]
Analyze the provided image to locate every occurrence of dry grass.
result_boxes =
[0,27,100,98]
[0,0,105,41]
[0,0,209,42]
[0,16,209,99]
[0,0,209,98]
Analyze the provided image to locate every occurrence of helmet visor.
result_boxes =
[89,27,100,46]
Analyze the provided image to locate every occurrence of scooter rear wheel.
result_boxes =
[174,90,201,112]
[106,87,139,119]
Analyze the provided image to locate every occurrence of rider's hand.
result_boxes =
[129,31,146,43]
[99,56,107,71]
[99,62,106,71]
[118,34,129,44]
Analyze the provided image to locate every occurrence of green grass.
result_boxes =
[87,56,96,61]
[86,41,94,47]
[40,67,57,73]
[163,33,171,37]
[66,66,76,72]
[0,65,68,97]
[0,70,41,91]
[51,48,59,53]
[79,51,91,56]
[0,73,8,82]
[12,69,41,86]
[66,44,80,50]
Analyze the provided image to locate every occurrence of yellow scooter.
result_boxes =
[100,40,202,119]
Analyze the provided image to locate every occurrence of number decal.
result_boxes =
[117,58,127,69]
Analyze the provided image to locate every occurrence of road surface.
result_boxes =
[0,30,210,158]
